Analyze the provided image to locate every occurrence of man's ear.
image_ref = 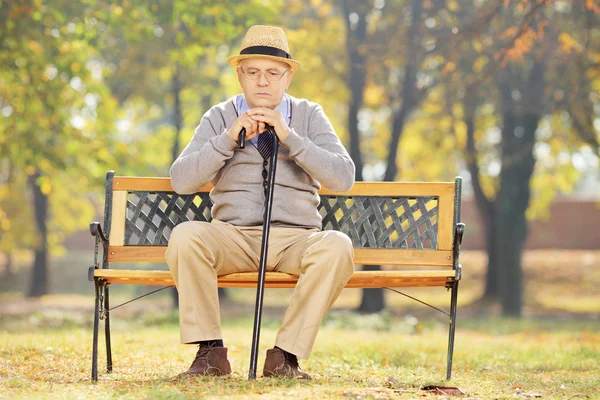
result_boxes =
[236,67,244,86]
[286,70,294,90]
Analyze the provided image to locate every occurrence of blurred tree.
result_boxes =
[0,0,119,296]
[444,0,600,315]
[342,0,469,312]
[342,0,386,313]
[0,162,36,279]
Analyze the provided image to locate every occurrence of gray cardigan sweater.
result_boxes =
[170,95,355,228]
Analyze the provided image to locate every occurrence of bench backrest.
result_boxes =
[102,171,462,267]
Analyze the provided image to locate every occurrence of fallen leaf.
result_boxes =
[421,385,466,396]
[385,376,402,388]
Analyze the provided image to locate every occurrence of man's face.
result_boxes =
[237,58,294,109]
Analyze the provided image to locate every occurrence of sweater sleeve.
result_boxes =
[282,104,355,192]
[169,112,238,194]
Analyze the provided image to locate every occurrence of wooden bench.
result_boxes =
[89,171,465,381]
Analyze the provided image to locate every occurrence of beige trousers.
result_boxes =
[165,219,354,359]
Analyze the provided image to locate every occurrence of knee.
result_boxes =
[167,221,212,253]
[316,231,355,274]
[169,221,195,247]
[326,231,353,254]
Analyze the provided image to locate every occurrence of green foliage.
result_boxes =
[0,0,120,255]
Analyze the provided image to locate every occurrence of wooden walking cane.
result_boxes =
[238,125,279,380]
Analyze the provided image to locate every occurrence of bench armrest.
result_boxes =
[452,223,465,280]
[90,222,108,243]
[453,223,464,247]
[89,222,109,280]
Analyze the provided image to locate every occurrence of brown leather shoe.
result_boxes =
[180,345,232,377]
[263,348,311,380]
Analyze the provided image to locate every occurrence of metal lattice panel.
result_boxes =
[124,191,438,249]
[125,192,212,245]
[318,196,438,249]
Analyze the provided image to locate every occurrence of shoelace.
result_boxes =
[194,345,213,361]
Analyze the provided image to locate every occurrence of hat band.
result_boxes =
[240,45,291,60]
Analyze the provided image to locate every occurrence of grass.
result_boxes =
[1,312,600,399]
[2,249,600,398]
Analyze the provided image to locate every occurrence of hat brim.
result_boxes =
[228,54,301,71]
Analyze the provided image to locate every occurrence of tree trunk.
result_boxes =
[27,172,49,297]
[341,0,384,313]
[496,110,537,316]
[483,217,500,299]
[357,265,385,313]
[383,0,422,182]
[462,93,500,299]
[3,253,13,279]
[343,0,368,182]
[495,63,543,316]
[357,0,423,313]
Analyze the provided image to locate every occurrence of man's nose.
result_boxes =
[257,73,269,86]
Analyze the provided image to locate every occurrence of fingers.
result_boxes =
[247,108,290,141]
[229,108,280,144]
[228,113,260,142]
[239,114,260,139]
[247,108,278,127]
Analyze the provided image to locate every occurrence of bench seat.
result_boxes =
[94,269,456,288]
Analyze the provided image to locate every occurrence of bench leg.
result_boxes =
[104,284,113,373]
[446,281,459,380]
[92,280,101,381]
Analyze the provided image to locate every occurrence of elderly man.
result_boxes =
[166,25,355,380]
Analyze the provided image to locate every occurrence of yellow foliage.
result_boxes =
[473,56,487,73]
[39,159,52,172]
[40,179,52,195]
[318,3,333,17]
[443,62,456,75]
[558,32,582,54]
[27,40,42,55]
[439,115,453,131]
[364,85,385,107]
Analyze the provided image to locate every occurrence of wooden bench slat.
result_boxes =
[107,246,453,266]
[109,191,127,246]
[111,176,456,197]
[94,269,455,288]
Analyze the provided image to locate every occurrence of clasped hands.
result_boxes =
[228,108,290,143]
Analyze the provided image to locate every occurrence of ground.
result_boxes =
[1,250,599,399]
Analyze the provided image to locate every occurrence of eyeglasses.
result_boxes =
[238,67,290,82]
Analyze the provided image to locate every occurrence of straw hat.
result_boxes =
[228,25,301,71]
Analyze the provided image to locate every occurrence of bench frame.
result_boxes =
[89,171,465,381]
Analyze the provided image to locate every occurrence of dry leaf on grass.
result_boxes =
[421,385,466,396]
